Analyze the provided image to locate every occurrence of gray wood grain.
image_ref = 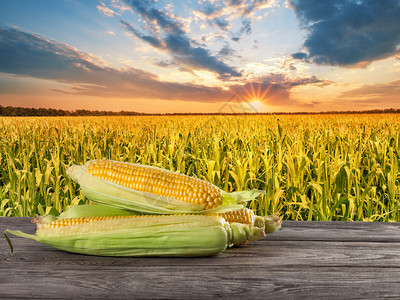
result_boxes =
[1,217,400,299]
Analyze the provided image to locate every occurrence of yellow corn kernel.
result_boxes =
[86,159,223,210]
[39,207,255,230]
[36,215,141,230]
[217,207,255,225]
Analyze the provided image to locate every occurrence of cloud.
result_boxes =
[127,0,184,35]
[150,58,190,72]
[290,0,400,67]
[152,59,178,68]
[238,73,330,106]
[214,18,230,30]
[0,27,226,101]
[0,28,102,79]
[120,20,164,48]
[120,1,241,78]
[291,52,307,61]
[218,43,236,58]
[97,2,119,17]
[339,80,400,102]
[0,27,326,107]
[240,81,290,105]
[196,0,275,41]
[164,34,242,77]
[239,18,252,35]
[318,80,400,109]
[199,2,221,16]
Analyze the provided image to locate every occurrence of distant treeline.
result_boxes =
[0,105,145,116]
[1,105,400,116]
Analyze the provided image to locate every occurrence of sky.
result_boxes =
[0,0,399,113]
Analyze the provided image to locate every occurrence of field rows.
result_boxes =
[0,114,399,221]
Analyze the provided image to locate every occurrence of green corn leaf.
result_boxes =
[222,190,266,206]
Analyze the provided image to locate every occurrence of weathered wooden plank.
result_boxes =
[0,265,399,299]
[2,238,400,268]
[1,217,400,299]
[271,220,400,243]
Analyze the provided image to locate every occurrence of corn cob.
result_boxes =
[5,214,266,257]
[53,204,281,235]
[67,160,265,215]
[86,160,223,209]
[216,207,255,225]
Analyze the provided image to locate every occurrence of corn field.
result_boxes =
[1,114,399,221]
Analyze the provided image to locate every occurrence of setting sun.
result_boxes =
[242,82,272,106]
[249,99,266,112]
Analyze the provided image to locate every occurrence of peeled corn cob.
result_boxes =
[87,160,223,209]
[67,160,265,215]
[5,214,266,257]
[217,207,255,225]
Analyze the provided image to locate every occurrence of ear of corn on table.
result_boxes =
[5,214,268,257]
[66,160,265,215]
[5,160,282,257]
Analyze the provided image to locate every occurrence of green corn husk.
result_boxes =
[59,204,141,219]
[254,214,282,234]
[4,215,266,257]
[67,161,265,215]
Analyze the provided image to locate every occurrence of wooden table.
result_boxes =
[1,217,400,299]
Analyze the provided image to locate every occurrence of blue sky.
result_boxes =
[0,0,399,113]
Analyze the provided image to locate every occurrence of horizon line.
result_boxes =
[1,104,400,116]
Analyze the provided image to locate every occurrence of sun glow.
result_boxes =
[248,99,266,112]
[241,82,272,112]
